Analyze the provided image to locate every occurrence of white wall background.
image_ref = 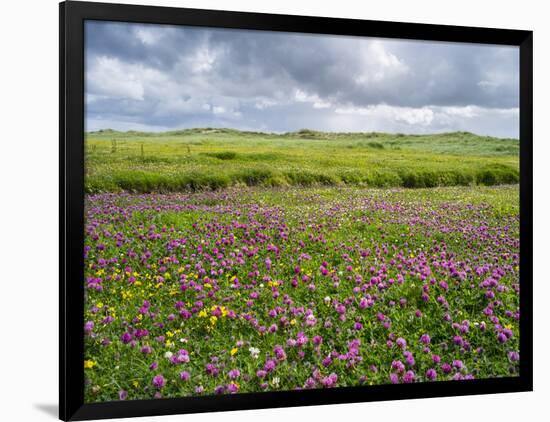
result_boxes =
[0,0,547,420]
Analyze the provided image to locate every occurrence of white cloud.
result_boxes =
[294,89,332,109]
[85,22,519,137]
[441,105,479,118]
[212,104,242,119]
[294,89,310,102]
[355,40,409,85]
[191,47,216,73]
[87,56,146,101]
[313,100,331,109]
[154,97,205,115]
[396,107,434,126]
[134,27,163,45]
[332,104,518,137]
[478,80,500,89]
[335,104,434,126]
[434,105,519,121]
[255,98,278,109]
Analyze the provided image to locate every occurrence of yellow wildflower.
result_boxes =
[121,291,132,300]
[84,360,96,369]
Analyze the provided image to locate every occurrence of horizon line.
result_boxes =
[85,127,519,141]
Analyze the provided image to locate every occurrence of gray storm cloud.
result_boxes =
[85,20,519,138]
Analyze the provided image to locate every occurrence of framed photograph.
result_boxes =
[60,1,533,420]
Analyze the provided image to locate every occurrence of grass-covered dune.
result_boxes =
[85,128,519,193]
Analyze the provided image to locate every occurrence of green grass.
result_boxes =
[85,128,519,193]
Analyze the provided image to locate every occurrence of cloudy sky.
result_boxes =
[85,21,519,138]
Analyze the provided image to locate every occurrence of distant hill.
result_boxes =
[84,128,519,193]
[86,128,519,157]
[88,127,518,142]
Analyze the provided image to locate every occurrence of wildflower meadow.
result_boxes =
[83,146,520,402]
[81,19,521,404]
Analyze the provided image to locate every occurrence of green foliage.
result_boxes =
[84,128,519,193]
[203,151,237,160]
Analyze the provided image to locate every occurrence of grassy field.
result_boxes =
[83,129,519,402]
[83,185,519,402]
[84,129,519,193]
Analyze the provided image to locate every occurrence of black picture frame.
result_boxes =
[60,1,533,420]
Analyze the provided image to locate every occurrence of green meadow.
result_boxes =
[83,129,520,400]
[84,128,519,193]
